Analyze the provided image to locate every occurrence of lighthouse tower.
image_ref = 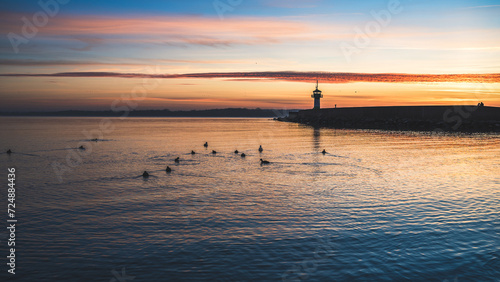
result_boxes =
[311,80,323,110]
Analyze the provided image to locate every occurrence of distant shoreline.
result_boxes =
[0,108,295,118]
[280,105,500,133]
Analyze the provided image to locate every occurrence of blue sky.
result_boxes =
[2,0,500,18]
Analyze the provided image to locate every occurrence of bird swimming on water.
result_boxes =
[241,153,246,157]
[204,142,208,147]
[175,157,180,163]
[166,166,172,173]
[322,149,327,154]
[191,150,196,155]
[260,158,270,164]
[142,171,149,178]
[212,150,217,154]
[234,150,239,154]
[6,149,12,155]
[259,145,263,152]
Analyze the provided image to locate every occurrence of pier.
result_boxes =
[283,105,500,132]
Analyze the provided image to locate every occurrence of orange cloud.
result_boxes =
[2,71,499,83]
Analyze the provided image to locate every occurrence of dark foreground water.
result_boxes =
[0,117,499,281]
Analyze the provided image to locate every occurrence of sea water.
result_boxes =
[0,117,498,281]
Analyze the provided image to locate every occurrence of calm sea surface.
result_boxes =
[0,117,499,281]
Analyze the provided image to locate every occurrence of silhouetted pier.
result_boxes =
[282,106,500,132]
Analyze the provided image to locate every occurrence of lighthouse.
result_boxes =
[311,80,323,109]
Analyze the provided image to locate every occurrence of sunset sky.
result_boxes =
[1,0,499,111]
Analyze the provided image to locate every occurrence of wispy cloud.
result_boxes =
[0,58,290,67]
[2,71,498,83]
[69,37,105,51]
[0,59,141,66]
[460,5,500,10]
[0,12,312,48]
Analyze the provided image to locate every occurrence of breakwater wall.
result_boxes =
[282,106,500,132]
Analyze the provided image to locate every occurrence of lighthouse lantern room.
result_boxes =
[311,80,323,109]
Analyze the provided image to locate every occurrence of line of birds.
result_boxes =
[4,146,326,179]
[141,143,327,178]
[142,143,269,178]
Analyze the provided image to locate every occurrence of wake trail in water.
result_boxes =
[1,152,40,157]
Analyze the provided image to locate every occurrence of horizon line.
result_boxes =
[2,105,496,115]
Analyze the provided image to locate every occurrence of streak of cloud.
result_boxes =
[1,71,498,84]
[0,12,312,48]
[460,5,500,10]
